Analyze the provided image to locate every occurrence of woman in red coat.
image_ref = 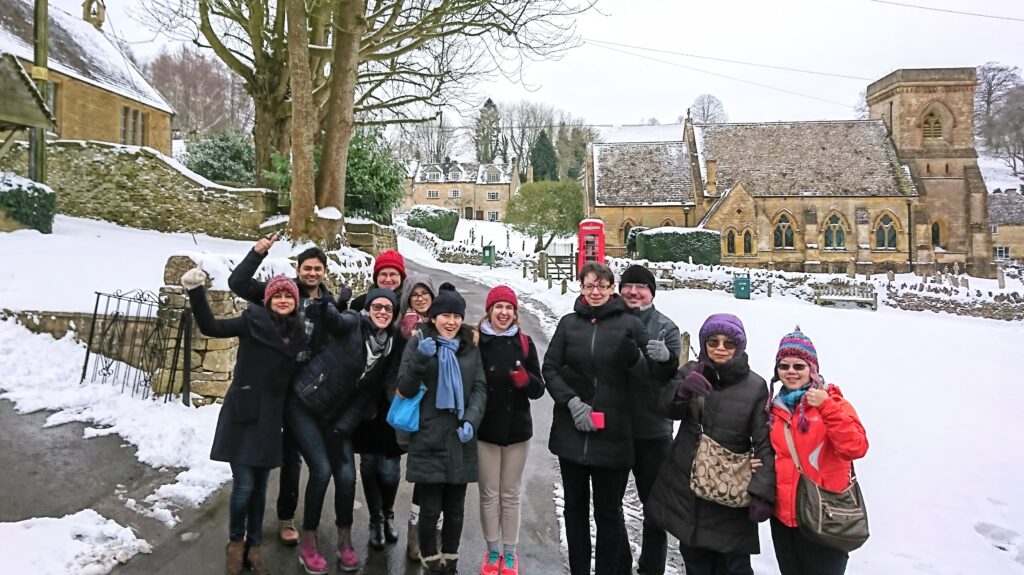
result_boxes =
[768,327,868,575]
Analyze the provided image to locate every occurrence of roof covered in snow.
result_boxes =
[0,0,173,114]
[988,190,1024,226]
[592,141,693,206]
[694,120,915,197]
[413,160,513,185]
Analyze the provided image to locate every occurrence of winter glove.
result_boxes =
[646,338,670,363]
[674,367,713,400]
[567,397,597,433]
[336,286,353,308]
[748,496,774,523]
[456,421,474,443]
[509,361,530,389]
[416,331,437,358]
[614,332,642,367]
[181,267,207,290]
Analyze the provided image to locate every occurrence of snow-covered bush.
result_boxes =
[0,172,56,233]
[184,128,256,185]
[637,227,721,264]
[407,205,458,241]
[626,225,649,254]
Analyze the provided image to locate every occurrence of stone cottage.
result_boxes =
[402,158,519,222]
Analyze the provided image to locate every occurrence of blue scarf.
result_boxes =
[778,383,811,410]
[434,336,464,419]
[480,320,519,338]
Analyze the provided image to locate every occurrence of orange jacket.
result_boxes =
[769,384,868,527]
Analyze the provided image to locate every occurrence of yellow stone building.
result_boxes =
[402,158,519,222]
[988,190,1024,264]
[0,0,174,155]
[584,67,995,277]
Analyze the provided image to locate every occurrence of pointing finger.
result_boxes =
[657,329,667,341]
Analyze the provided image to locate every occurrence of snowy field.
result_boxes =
[978,153,1023,192]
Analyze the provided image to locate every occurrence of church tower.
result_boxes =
[866,68,993,277]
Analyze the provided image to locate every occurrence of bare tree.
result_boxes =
[287,0,317,239]
[501,100,555,172]
[691,94,728,124]
[853,89,869,120]
[391,115,459,163]
[992,86,1024,177]
[975,62,1022,147]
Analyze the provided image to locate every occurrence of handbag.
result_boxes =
[386,384,427,433]
[783,422,869,552]
[689,397,753,508]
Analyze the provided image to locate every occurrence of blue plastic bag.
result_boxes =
[387,384,427,433]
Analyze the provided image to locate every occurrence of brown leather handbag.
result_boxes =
[783,422,869,552]
[689,397,753,508]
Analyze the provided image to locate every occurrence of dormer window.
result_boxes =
[425,170,441,182]
[923,112,942,139]
[486,171,500,183]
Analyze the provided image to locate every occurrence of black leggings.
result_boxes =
[416,483,468,557]
[770,517,849,575]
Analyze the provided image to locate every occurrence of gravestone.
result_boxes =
[998,268,1006,290]
[887,270,895,283]
[960,277,969,289]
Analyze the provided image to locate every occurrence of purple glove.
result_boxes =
[749,496,773,523]
[674,367,712,400]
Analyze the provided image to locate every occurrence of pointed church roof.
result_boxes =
[0,51,56,131]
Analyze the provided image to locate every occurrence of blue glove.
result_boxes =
[417,332,437,357]
[456,421,474,443]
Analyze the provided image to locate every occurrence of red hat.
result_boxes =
[373,250,406,282]
[485,285,518,311]
[264,275,300,307]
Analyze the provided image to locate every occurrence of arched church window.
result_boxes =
[923,113,942,139]
[774,215,794,249]
[726,231,736,254]
[823,214,847,250]
[875,214,898,250]
[931,222,941,247]
[743,230,753,254]
[623,223,632,244]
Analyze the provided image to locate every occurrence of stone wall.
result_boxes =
[346,221,398,256]
[0,141,279,240]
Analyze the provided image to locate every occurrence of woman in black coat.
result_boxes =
[182,269,307,575]
[647,313,776,575]
[474,285,544,575]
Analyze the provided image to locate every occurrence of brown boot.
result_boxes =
[245,545,270,575]
[278,519,299,546]
[225,540,245,575]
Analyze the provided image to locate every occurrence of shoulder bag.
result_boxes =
[386,384,427,433]
[689,396,753,508]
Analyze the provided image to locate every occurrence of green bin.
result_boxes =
[482,245,496,266]
[733,273,751,300]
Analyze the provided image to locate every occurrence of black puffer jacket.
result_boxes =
[544,295,667,469]
[476,329,544,446]
[351,337,406,457]
[188,286,307,469]
[630,305,682,440]
[646,355,776,555]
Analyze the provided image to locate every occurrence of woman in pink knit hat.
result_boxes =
[474,285,544,575]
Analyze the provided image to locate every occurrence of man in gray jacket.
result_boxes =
[619,265,681,575]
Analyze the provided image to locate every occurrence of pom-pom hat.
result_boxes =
[428,282,466,318]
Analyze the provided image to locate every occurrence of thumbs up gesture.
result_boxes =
[416,329,437,358]
[646,328,670,362]
[181,267,207,290]
[509,360,530,388]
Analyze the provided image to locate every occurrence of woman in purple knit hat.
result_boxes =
[646,313,776,575]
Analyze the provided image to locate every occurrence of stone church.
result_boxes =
[584,67,994,277]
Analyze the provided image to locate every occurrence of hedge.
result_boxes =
[625,226,649,254]
[636,227,721,265]
[407,205,458,241]
[0,172,56,233]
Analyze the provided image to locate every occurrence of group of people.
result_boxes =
[181,237,869,575]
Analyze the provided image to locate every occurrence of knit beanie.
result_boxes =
[771,326,822,433]
[485,285,518,311]
[619,264,657,295]
[697,313,747,356]
[364,288,399,312]
[264,275,300,306]
[373,250,407,282]
[428,282,467,318]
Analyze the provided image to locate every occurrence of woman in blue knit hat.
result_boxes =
[768,327,868,575]
[647,313,776,575]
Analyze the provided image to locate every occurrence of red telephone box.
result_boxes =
[577,219,606,274]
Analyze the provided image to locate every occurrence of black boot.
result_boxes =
[381,481,400,543]
[369,514,386,550]
[384,510,399,543]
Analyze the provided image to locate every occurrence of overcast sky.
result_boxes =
[53,0,1024,125]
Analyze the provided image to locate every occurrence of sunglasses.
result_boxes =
[370,303,394,313]
[777,362,808,372]
[706,337,738,350]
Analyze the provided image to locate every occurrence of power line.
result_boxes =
[584,41,856,109]
[583,38,873,81]
[866,0,1024,22]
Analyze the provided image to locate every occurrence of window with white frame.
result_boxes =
[426,190,439,199]
[449,189,460,198]
[487,191,499,201]
[486,171,500,183]
[991,225,999,235]
[488,211,499,221]
[425,171,440,182]
[994,246,1011,260]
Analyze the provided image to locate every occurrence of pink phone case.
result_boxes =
[590,411,605,429]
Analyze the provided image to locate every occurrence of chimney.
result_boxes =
[706,160,717,195]
[83,0,107,30]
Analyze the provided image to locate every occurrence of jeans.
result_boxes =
[678,544,753,575]
[360,454,401,520]
[286,399,357,530]
[633,437,672,575]
[276,420,302,521]
[770,517,849,575]
[416,483,468,557]
[229,463,271,546]
[559,458,631,575]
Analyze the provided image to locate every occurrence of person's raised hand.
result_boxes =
[181,267,207,290]
[510,361,530,389]
[805,387,829,408]
[254,233,278,255]
[416,329,437,358]
[646,328,670,362]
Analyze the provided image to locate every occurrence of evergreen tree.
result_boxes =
[474,98,502,163]
[530,129,558,181]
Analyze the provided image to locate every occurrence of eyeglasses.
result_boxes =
[620,283,649,292]
[410,291,431,300]
[370,303,394,313]
[582,284,613,292]
[706,337,738,350]
[777,362,808,372]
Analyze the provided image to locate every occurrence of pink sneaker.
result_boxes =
[298,530,328,575]
[499,551,519,575]
[480,550,501,575]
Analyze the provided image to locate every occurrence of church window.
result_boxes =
[774,215,794,249]
[727,231,736,254]
[923,113,942,139]
[623,223,632,244]
[931,222,941,247]
[743,231,753,254]
[875,214,898,250]
[823,214,847,250]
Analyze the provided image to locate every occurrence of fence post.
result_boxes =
[181,309,192,406]
[532,266,537,283]
[561,279,567,294]
[548,275,552,289]
[522,263,527,278]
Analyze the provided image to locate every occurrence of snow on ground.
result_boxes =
[400,234,1024,574]
[1,509,152,575]
[978,153,1023,192]
[451,218,575,255]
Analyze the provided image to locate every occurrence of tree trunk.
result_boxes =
[287,0,317,240]
[317,0,367,240]
[253,96,290,188]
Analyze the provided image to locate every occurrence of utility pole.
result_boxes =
[28,0,48,184]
